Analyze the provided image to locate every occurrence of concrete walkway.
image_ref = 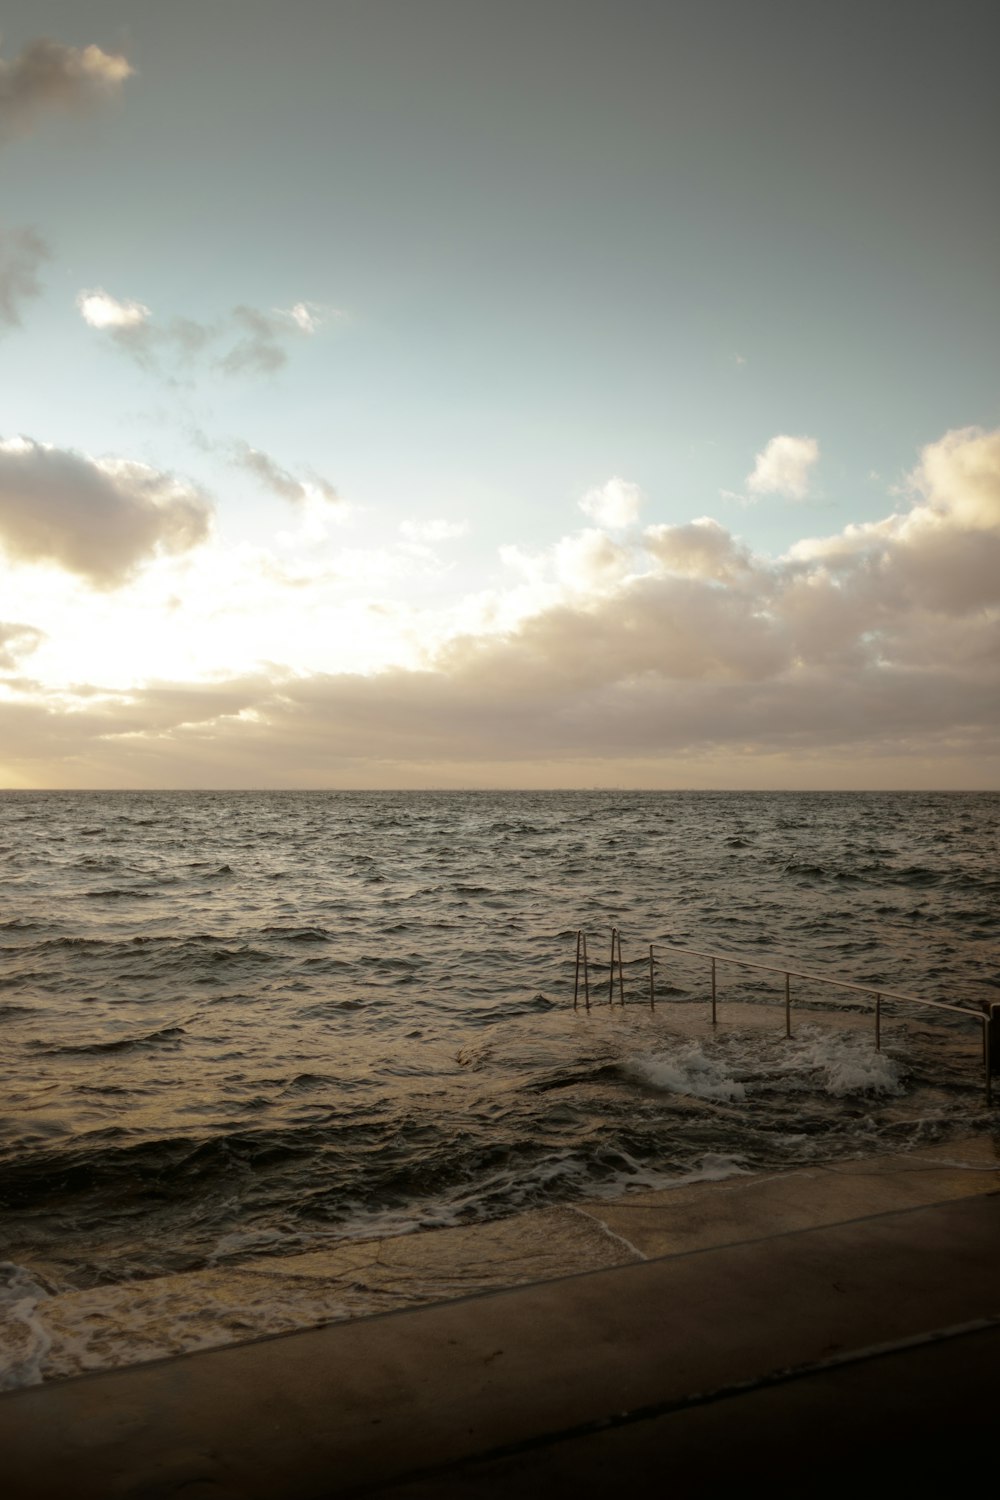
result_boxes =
[1,1138,997,1498]
[4,1137,997,1385]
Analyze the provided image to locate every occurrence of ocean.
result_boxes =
[0,789,997,1292]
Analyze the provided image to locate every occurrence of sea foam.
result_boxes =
[0,1263,53,1392]
[626,1025,902,1104]
[626,1044,747,1102]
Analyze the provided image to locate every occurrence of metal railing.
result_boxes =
[572,929,996,1105]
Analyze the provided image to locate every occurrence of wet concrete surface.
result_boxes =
[0,1137,997,1498]
[3,1137,996,1386]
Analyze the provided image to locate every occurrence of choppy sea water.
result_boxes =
[0,790,997,1290]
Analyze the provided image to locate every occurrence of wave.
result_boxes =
[261,925,331,941]
[206,945,273,965]
[29,1024,188,1057]
[468,994,559,1027]
[83,888,153,900]
[776,1028,904,1096]
[624,1027,904,1104]
[778,856,997,892]
[626,1045,747,1102]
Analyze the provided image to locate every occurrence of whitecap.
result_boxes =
[762,1025,904,1097]
[624,1043,747,1102]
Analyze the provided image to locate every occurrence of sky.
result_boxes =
[0,0,998,789]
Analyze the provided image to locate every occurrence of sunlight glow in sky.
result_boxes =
[1,1,998,788]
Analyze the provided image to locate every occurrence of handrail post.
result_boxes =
[649,944,655,1009]
[581,932,590,1010]
[617,931,625,1007]
[986,1012,993,1107]
[875,993,881,1052]
[785,972,792,1038]
[985,1003,999,1106]
[711,956,717,1026]
[575,930,590,1014]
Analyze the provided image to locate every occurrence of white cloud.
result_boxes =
[0,436,212,588]
[281,301,339,335]
[494,523,633,615]
[76,287,167,372]
[0,227,49,328]
[76,287,150,331]
[644,518,753,581]
[553,528,631,592]
[0,38,132,145]
[746,434,819,500]
[578,476,645,529]
[399,518,468,543]
[911,425,1000,531]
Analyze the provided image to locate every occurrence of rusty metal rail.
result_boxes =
[572,929,996,1105]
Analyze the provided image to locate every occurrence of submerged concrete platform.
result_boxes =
[1,1136,997,1498]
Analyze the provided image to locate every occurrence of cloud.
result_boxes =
[912,424,1000,531]
[0,620,44,671]
[2,424,998,787]
[282,301,338,335]
[240,420,995,772]
[399,518,468,543]
[553,528,631,592]
[789,426,1000,616]
[0,38,132,145]
[746,434,819,500]
[76,292,326,379]
[219,306,289,376]
[76,287,205,376]
[0,227,49,328]
[217,303,331,375]
[231,441,339,507]
[0,436,212,588]
[578,476,645,529]
[76,287,150,332]
[644,518,754,581]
